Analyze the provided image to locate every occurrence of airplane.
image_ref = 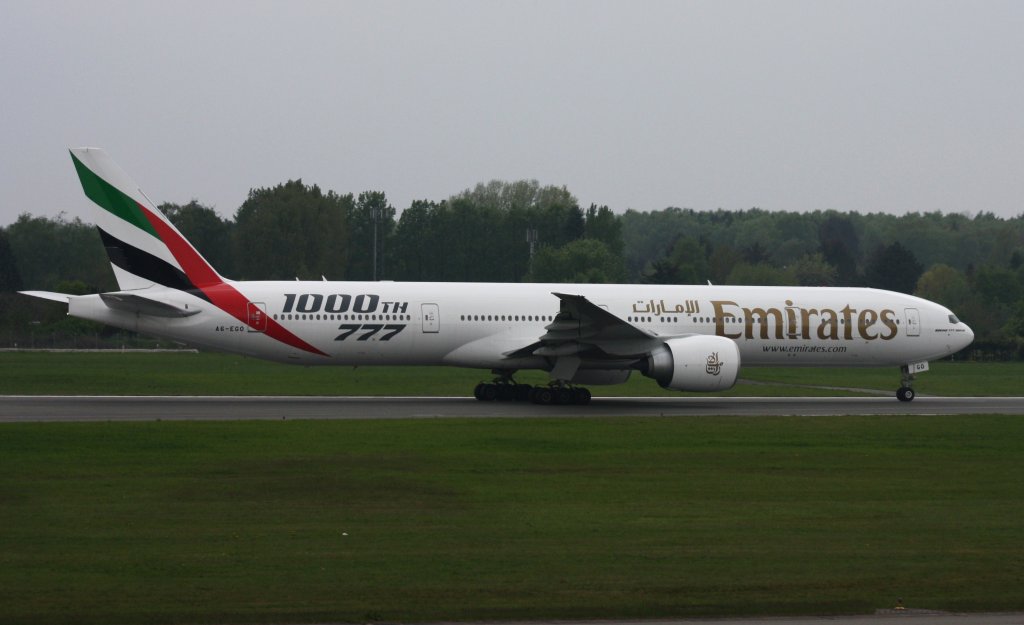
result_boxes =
[20,148,975,404]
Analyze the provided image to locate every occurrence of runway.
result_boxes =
[1,395,1021,422]
[467,615,1024,625]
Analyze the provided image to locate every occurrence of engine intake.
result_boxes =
[643,335,740,392]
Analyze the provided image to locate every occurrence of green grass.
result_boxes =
[0,351,1020,396]
[1,416,1023,624]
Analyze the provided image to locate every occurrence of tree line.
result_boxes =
[1,178,1022,357]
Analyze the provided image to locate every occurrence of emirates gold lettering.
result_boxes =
[784,300,799,339]
[818,308,839,340]
[711,300,898,342]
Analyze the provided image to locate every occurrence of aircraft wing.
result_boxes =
[505,292,661,361]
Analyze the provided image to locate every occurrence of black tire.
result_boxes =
[573,387,592,405]
[555,388,573,405]
[473,382,486,401]
[896,386,915,402]
[515,384,534,402]
[497,384,516,401]
[481,383,499,401]
[533,387,554,405]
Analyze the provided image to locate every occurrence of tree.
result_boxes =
[435,196,507,281]
[527,239,623,283]
[972,265,1021,306]
[443,180,587,282]
[390,200,440,281]
[1004,301,1024,343]
[708,244,741,284]
[642,236,709,285]
[5,213,114,291]
[863,241,923,294]
[818,213,860,285]
[790,253,838,286]
[161,201,234,276]
[726,262,793,286]
[347,191,396,280]
[561,203,586,243]
[584,204,623,257]
[915,264,971,311]
[232,180,351,280]
[0,228,22,291]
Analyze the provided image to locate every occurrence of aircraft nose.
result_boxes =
[961,323,975,349]
[949,320,975,354]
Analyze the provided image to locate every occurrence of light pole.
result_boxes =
[526,228,538,276]
[372,205,380,281]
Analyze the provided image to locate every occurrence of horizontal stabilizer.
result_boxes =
[18,290,73,304]
[99,292,201,318]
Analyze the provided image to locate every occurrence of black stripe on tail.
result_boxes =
[97,227,209,302]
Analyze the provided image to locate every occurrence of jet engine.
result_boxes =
[643,335,740,392]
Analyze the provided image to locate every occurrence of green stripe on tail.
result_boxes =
[70,152,159,238]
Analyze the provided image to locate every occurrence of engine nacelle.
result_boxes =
[643,335,741,392]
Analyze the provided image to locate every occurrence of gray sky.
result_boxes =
[2,0,1022,226]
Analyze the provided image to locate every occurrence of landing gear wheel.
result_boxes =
[514,384,534,402]
[480,383,499,401]
[533,387,555,405]
[497,384,516,402]
[573,387,592,405]
[896,365,918,403]
[475,370,528,402]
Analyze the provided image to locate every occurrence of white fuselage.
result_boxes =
[68,281,975,374]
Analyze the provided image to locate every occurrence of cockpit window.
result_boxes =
[948,314,959,324]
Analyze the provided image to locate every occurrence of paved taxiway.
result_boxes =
[1,395,1021,422]
[460,615,1024,625]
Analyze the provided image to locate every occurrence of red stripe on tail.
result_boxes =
[139,203,328,357]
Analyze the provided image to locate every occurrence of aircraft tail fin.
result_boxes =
[69,148,224,292]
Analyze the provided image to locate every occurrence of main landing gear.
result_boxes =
[896,364,916,402]
[528,384,592,406]
[473,375,591,405]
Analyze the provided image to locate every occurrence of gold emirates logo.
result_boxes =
[705,352,723,375]
[711,300,899,341]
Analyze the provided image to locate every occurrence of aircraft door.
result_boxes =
[421,303,440,333]
[904,308,920,337]
[247,302,267,332]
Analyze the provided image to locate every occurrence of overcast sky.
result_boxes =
[2,0,1022,226]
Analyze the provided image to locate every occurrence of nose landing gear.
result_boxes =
[896,364,916,402]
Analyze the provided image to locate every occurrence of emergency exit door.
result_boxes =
[248,302,267,332]
[421,303,439,333]
[904,308,920,337]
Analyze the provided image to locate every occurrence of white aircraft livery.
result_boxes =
[21,148,974,404]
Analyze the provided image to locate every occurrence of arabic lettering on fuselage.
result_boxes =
[630,296,900,341]
[632,299,700,315]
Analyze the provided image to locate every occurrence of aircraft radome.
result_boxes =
[20,148,974,404]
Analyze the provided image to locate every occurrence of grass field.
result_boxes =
[1,416,1023,625]
[2,353,1021,624]
[0,351,1019,397]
